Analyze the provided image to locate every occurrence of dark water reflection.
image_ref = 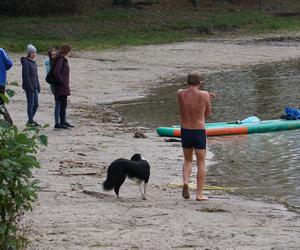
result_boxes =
[115,59,300,205]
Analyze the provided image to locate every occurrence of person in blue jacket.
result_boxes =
[45,48,61,127]
[21,44,41,127]
[0,48,13,125]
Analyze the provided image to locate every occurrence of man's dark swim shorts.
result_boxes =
[181,128,206,150]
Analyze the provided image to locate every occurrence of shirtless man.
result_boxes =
[177,71,213,201]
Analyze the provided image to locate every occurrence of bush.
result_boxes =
[0,88,47,249]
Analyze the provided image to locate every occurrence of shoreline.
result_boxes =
[6,38,300,249]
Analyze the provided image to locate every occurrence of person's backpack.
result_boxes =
[45,63,59,85]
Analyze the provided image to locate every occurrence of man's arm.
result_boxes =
[209,92,216,99]
[204,92,211,118]
[1,49,13,70]
[22,61,34,93]
[176,89,182,106]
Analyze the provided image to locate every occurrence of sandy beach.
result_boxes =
[6,38,300,249]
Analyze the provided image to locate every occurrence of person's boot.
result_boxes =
[54,124,62,129]
[26,121,41,127]
[60,123,69,129]
[65,122,74,128]
[33,121,42,127]
[26,121,35,127]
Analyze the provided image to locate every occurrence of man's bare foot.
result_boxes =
[196,195,208,201]
[182,184,190,199]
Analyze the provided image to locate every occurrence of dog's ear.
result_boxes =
[131,154,142,161]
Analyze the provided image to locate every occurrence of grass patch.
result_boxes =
[0,9,300,52]
[167,11,300,33]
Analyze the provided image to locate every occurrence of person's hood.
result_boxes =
[21,57,35,65]
[21,57,27,65]
[57,54,68,61]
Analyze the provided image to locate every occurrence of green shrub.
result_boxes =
[0,88,47,249]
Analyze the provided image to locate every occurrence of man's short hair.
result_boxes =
[187,71,204,85]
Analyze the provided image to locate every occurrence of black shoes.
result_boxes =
[54,124,68,129]
[54,122,74,129]
[27,121,42,127]
[60,124,70,129]
[27,121,74,129]
[65,122,74,128]
[54,124,63,129]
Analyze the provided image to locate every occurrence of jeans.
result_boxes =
[54,98,61,125]
[58,95,68,125]
[26,90,39,123]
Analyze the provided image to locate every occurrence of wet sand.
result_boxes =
[6,38,300,249]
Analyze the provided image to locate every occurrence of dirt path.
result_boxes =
[6,39,300,249]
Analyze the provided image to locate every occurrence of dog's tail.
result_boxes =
[103,173,114,191]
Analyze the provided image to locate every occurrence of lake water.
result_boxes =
[114,59,300,206]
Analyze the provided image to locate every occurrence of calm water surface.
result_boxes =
[115,60,300,205]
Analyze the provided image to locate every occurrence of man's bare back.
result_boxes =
[177,88,211,129]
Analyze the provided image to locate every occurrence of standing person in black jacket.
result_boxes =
[21,44,41,127]
[54,45,74,129]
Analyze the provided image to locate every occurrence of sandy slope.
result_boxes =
[5,39,300,249]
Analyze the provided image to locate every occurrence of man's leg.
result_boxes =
[195,149,208,201]
[0,86,13,125]
[26,92,34,123]
[64,96,68,124]
[2,106,13,125]
[54,98,61,125]
[59,95,67,125]
[32,90,39,119]
[182,148,193,199]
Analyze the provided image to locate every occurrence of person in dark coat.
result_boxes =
[21,44,41,127]
[54,45,74,129]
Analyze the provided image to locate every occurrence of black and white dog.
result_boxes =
[103,154,150,199]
